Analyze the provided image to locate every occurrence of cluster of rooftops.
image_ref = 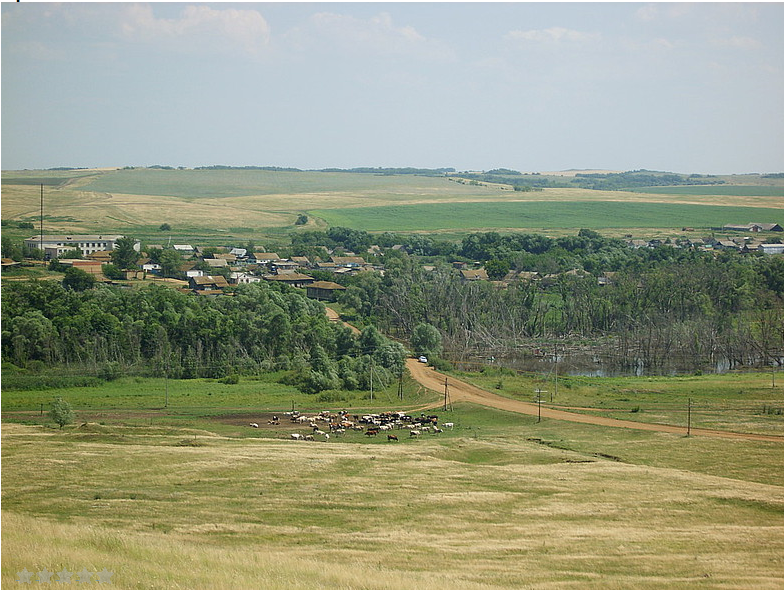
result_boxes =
[17,222,783,296]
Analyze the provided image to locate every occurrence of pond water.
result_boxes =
[453,352,780,378]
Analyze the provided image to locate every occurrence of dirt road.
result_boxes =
[322,308,782,442]
[406,359,784,443]
[325,306,361,334]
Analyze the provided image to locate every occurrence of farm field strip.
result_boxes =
[4,167,783,237]
[310,201,784,232]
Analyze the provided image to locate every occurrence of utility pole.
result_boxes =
[444,377,448,412]
[398,369,404,400]
[535,389,546,423]
[164,364,169,408]
[553,345,558,403]
[369,356,374,401]
[687,398,692,437]
[40,184,44,253]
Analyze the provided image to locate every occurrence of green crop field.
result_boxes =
[311,201,784,232]
[74,168,467,199]
[631,185,784,197]
[3,167,784,241]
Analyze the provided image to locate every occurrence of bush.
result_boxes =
[317,390,350,403]
[49,397,75,429]
[219,374,240,385]
[430,357,454,372]
[100,362,122,381]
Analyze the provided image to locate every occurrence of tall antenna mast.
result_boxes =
[40,183,44,253]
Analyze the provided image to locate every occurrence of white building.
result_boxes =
[24,235,140,259]
[759,244,784,255]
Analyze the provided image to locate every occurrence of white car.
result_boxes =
[418,356,428,364]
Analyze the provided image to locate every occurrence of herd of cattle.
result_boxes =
[249,410,454,442]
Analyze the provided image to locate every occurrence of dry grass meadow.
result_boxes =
[3,415,784,589]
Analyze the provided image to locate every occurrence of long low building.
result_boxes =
[24,235,140,259]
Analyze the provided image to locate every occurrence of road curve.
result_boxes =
[406,359,784,443]
[325,306,361,334]
[321,307,782,442]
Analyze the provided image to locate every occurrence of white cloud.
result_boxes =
[120,4,271,58]
[286,11,451,60]
[711,36,762,50]
[635,4,693,22]
[504,27,601,45]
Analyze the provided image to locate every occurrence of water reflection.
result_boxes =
[455,352,780,378]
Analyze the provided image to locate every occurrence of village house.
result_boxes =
[759,244,784,255]
[331,256,366,268]
[715,239,740,251]
[58,259,108,281]
[723,223,783,233]
[271,259,300,273]
[249,252,280,264]
[290,256,311,268]
[460,268,489,282]
[84,251,113,264]
[263,272,315,289]
[141,260,162,274]
[229,272,262,285]
[306,280,346,301]
[189,275,229,294]
[24,234,140,260]
[213,253,238,264]
[204,258,229,269]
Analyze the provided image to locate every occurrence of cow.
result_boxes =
[365,428,379,437]
[443,422,454,429]
[409,430,420,437]
[249,423,259,428]
[290,433,302,440]
[387,434,398,442]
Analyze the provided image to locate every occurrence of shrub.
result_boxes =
[49,397,75,429]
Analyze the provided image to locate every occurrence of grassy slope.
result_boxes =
[3,168,783,240]
[3,412,783,589]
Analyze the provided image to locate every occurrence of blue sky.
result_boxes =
[2,2,783,173]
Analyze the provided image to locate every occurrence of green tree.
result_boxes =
[101,263,124,280]
[159,249,183,278]
[411,323,442,358]
[159,223,171,231]
[485,259,511,280]
[62,267,96,291]
[1,236,24,261]
[49,397,75,429]
[110,236,139,270]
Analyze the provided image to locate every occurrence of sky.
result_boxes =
[2,2,783,174]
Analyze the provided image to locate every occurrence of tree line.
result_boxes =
[330,234,784,371]
[1,280,406,394]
